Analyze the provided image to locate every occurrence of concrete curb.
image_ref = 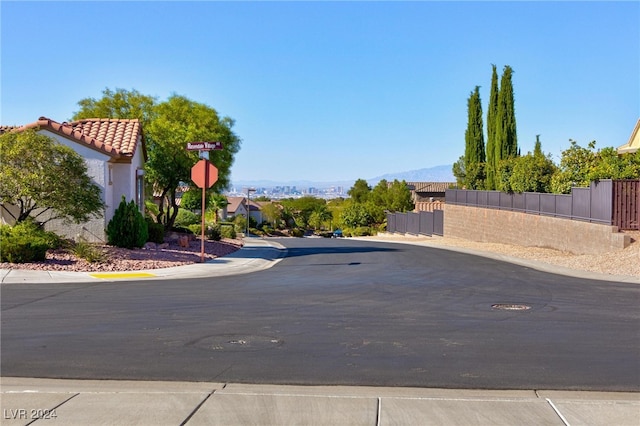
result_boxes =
[0,238,286,284]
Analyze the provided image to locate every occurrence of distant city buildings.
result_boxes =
[225,185,346,200]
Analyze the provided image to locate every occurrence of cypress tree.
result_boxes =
[486,64,499,189]
[495,65,518,162]
[464,86,485,189]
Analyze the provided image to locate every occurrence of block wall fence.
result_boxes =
[443,204,629,255]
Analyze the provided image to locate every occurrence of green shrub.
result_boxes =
[72,240,106,263]
[171,226,193,234]
[175,208,200,227]
[220,223,236,239]
[146,218,165,244]
[290,228,304,238]
[206,224,222,241]
[0,222,61,263]
[106,196,148,249]
[187,224,201,235]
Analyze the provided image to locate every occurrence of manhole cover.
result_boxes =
[491,303,531,311]
[189,334,284,352]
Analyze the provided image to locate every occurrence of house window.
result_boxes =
[136,169,144,212]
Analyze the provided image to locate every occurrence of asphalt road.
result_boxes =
[2,238,639,391]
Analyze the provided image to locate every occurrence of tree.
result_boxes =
[280,196,327,229]
[347,179,371,203]
[341,202,373,228]
[386,179,415,212]
[550,140,640,193]
[309,205,333,230]
[73,87,157,127]
[145,95,240,229]
[180,188,211,212]
[589,147,640,182]
[74,89,241,230]
[486,64,499,189]
[464,86,486,189]
[550,140,598,193]
[207,193,229,224]
[508,135,557,193]
[261,202,282,228]
[494,65,518,164]
[452,155,466,188]
[0,130,105,224]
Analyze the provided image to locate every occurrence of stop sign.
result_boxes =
[191,159,218,188]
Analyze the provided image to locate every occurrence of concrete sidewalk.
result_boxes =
[0,238,287,284]
[2,378,639,425]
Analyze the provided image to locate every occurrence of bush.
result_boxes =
[290,228,304,238]
[220,223,237,239]
[206,224,222,241]
[175,208,200,227]
[0,223,53,263]
[171,226,193,234]
[187,224,202,235]
[72,240,106,263]
[106,196,148,249]
[146,218,165,244]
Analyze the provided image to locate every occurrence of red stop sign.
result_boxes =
[191,159,218,188]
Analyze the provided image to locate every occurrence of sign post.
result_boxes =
[188,142,223,262]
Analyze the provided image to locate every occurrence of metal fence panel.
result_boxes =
[420,211,434,236]
[499,192,513,209]
[487,191,500,208]
[571,187,591,221]
[539,194,555,216]
[513,194,525,212]
[556,195,572,218]
[434,209,444,236]
[525,193,540,214]
[407,212,420,235]
[396,213,407,233]
[446,184,614,225]
[590,180,613,224]
[477,190,488,207]
[386,213,396,233]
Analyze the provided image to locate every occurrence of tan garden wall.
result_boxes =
[444,204,630,255]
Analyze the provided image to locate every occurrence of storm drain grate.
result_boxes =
[491,303,531,311]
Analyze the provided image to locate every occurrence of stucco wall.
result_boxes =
[444,204,630,255]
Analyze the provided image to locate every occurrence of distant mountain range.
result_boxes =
[231,164,455,189]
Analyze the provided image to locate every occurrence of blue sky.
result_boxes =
[2,1,638,183]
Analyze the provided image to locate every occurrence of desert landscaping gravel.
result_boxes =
[369,231,640,279]
[0,238,243,272]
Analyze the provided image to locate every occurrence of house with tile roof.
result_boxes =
[222,196,263,224]
[0,117,146,242]
[617,118,640,155]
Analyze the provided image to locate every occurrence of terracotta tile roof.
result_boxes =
[406,182,456,193]
[226,196,260,213]
[1,117,144,161]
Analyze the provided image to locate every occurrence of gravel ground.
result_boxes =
[367,231,640,279]
[0,238,244,272]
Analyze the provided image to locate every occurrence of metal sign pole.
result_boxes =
[201,154,207,263]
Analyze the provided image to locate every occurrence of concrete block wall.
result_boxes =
[444,204,630,255]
